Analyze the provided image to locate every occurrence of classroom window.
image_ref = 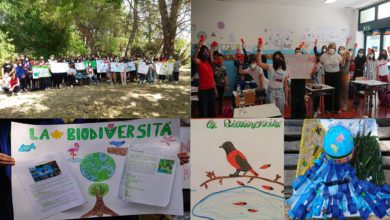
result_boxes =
[366,34,381,58]
[360,7,375,23]
[378,2,390,20]
[384,35,390,66]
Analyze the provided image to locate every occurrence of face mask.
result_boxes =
[250,63,257,70]
[18,64,22,67]
[369,54,374,59]
[358,53,364,57]
[329,49,335,54]
[201,51,209,60]
[339,50,345,55]
[322,48,327,53]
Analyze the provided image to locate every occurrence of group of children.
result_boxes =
[192,36,390,118]
[1,54,182,96]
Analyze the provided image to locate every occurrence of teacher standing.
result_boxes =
[320,42,345,114]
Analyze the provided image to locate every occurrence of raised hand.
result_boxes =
[258,37,263,49]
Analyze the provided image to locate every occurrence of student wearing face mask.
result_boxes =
[320,42,345,114]
[377,49,389,82]
[338,45,351,112]
[1,59,14,79]
[290,47,307,118]
[314,40,327,56]
[238,57,266,103]
[256,41,289,116]
[353,48,366,80]
[377,49,390,106]
[214,53,228,115]
[311,54,325,117]
[192,40,217,118]
[365,48,377,80]
[15,61,27,92]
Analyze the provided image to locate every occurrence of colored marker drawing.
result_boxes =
[81,183,118,218]
[80,152,116,182]
[109,141,126,147]
[157,159,175,174]
[191,119,285,220]
[192,186,284,220]
[18,143,36,152]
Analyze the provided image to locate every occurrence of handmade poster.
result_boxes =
[180,127,190,189]
[50,62,69,73]
[167,61,174,75]
[84,60,97,69]
[155,62,168,75]
[137,62,149,75]
[96,60,108,73]
[119,145,178,207]
[284,54,315,79]
[126,62,136,72]
[110,62,126,73]
[13,153,86,219]
[191,118,285,220]
[11,119,183,220]
[297,119,382,177]
[32,66,51,79]
[75,62,86,71]
[288,119,389,219]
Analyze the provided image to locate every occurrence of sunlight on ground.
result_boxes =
[0,71,190,118]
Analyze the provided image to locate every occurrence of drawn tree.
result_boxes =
[81,183,118,218]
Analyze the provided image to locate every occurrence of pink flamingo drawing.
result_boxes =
[68,143,80,160]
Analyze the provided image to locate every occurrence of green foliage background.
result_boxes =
[0,0,190,64]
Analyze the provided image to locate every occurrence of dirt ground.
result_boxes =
[0,68,190,118]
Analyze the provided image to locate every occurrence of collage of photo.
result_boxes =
[1,0,390,220]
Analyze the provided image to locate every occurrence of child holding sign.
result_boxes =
[256,37,289,116]
[290,47,307,119]
[192,35,217,118]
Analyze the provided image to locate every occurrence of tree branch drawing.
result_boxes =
[200,171,284,190]
[81,183,119,218]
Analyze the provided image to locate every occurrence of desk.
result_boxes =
[306,84,335,117]
[234,104,282,118]
[352,80,388,118]
[232,89,264,107]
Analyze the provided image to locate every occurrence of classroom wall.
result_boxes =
[192,0,359,97]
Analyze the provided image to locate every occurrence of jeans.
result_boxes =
[267,87,285,115]
[198,88,216,118]
[89,75,98,84]
[173,71,179,82]
[18,77,27,91]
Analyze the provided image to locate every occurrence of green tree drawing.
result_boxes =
[81,183,119,218]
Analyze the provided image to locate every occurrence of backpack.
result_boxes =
[222,105,233,118]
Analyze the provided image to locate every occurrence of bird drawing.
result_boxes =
[67,143,80,160]
[109,141,126,148]
[219,141,258,177]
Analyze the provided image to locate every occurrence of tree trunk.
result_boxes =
[124,0,139,58]
[158,0,183,58]
[75,22,97,55]
[81,195,118,218]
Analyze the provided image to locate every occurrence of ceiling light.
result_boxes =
[324,0,337,4]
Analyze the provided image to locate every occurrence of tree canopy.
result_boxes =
[0,0,191,63]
